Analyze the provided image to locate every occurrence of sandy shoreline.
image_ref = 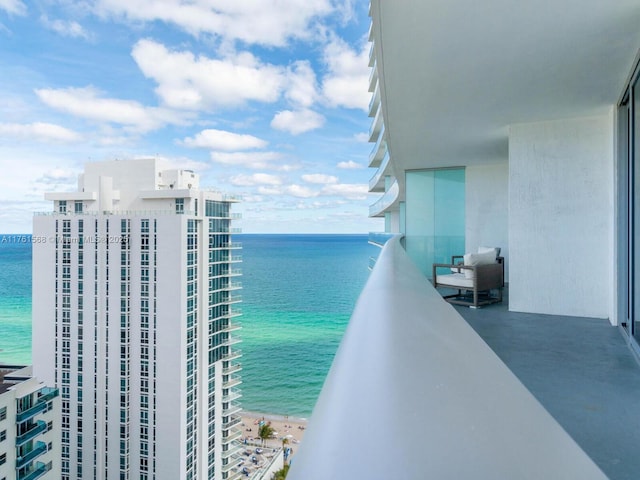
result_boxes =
[240,411,308,451]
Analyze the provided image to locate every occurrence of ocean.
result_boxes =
[0,233,376,417]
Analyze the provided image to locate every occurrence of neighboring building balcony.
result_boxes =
[16,441,48,469]
[16,402,46,424]
[368,124,386,168]
[221,441,243,460]
[222,363,242,376]
[223,375,242,389]
[223,349,242,362]
[369,178,399,217]
[227,295,242,305]
[221,322,242,334]
[223,402,242,417]
[368,150,391,193]
[16,387,59,423]
[226,336,242,348]
[219,242,242,250]
[369,82,380,118]
[222,415,242,431]
[17,461,52,480]
[229,280,243,290]
[16,421,47,447]
[222,389,242,403]
[222,426,242,443]
[368,106,384,143]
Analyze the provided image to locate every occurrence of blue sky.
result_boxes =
[0,0,382,233]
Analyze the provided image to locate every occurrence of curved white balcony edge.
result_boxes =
[369,178,398,217]
[288,236,607,480]
[368,149,391,192]
[368,124,386,168]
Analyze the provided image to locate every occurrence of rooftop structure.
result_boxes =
[33,158,243,480]
[289,1,640,478]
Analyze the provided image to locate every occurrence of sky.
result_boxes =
[0,0,383,233]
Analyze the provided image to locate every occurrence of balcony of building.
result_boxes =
[368,124,386,168]
[15,401,47,424]
[287,236,640,480]
[368,149,392,193]
[368,105,384,143]
[16,421,47,447]
[222,388,242,403]
[368,178,399,217]
[222,402,242,417]
[222,363,242,376]
[17,461,51,480]
[369,82,380,118]
[222,374,242,389]
[16,441,48,469]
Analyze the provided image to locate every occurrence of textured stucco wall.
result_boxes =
[466,163,509,280]
[509,113,614,319]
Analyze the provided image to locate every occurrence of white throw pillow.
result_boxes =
[477,246,500,258]
[463,250,497,280]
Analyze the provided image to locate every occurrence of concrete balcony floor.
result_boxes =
[454,291,640,480]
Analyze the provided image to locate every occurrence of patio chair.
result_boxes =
[432,247,504,308]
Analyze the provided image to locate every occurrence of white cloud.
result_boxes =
[35,86,187,132]
[0,122,81,143]
[95,0,333,46]
[210,151,283,169]
[35,167,78,185]
[41,15,90,39]
[230,173,282,187]
[257,186,282,196]
[286,61,319,108]
[182,129,267,151]
[285,184,317,198]
[0,0,26,15]
[337,160,364,169]
[302,173,338,184]
[132,39,286,111]
[322,36,370,110]
[353,132,369,142]
[271,109,324,135]
[320,183,368,199]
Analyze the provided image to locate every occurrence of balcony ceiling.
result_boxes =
[372,0,640,174]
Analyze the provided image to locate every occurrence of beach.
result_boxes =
[240,411,308,450]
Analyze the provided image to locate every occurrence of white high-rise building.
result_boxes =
[32,158,243,480]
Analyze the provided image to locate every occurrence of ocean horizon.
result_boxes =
[0,233,376,416]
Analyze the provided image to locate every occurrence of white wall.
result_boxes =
[509,113,614,319]
[465,163,509,279]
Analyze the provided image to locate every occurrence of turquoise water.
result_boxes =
[0,233,376,416]
[0,235,32,365]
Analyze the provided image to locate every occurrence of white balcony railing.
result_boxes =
[368,124,386,167]
[369,178,399,217]
[287,236,608,480]
[368,149,391,192]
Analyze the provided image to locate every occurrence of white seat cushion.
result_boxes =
[435,273,473,289]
